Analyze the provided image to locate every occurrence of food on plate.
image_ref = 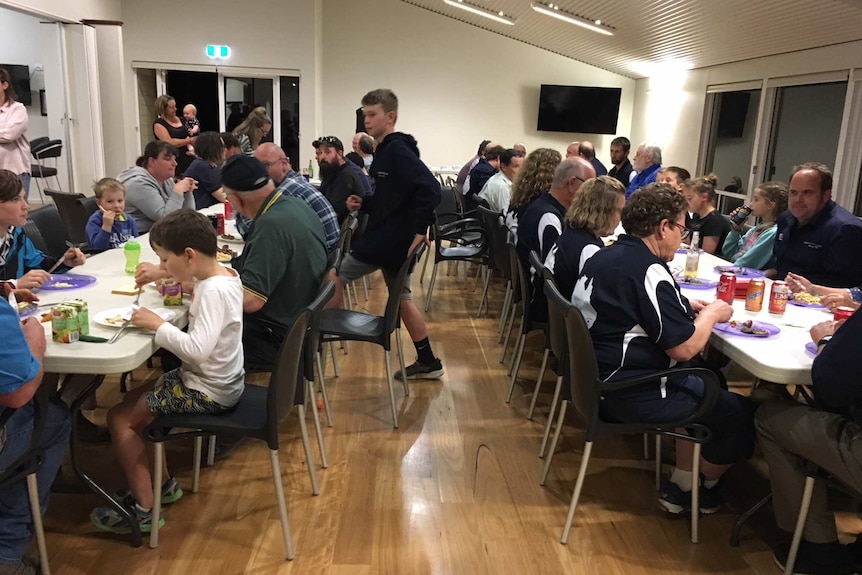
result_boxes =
[791,292,821,305]
[103,314,127,326]
[727,319,768,335]
[220,233,237,241]
[677,276,710,285]
[17,301,31,310]
[216,245,235,262]
[49,281,74,288]
[716,266,745,275]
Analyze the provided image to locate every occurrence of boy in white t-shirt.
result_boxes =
[91,209,245,534]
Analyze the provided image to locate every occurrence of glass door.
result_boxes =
[221,76,274,137]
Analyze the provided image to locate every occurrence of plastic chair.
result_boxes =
[30,139,63,202]
[24,204,70,261]
[476,205,509,318]
[424,214,488,313]
[318,245,424,428]
[144,308,312,559]
[44,189,90,246]
[504,244,547,403]
[0,389,54,575]
[541,280,720,544]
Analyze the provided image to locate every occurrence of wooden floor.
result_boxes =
[41,264,854,574]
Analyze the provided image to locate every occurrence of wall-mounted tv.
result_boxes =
[715,91,751,139]
[537,84,621,134]
[0,64,32,106]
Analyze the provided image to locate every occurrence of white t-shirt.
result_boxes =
[154,270,245,407]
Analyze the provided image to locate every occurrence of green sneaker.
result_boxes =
[91,498,164,534]
[113,476,183,505]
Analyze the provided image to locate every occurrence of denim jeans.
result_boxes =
[0,398,70,564]
[18,173,31,202]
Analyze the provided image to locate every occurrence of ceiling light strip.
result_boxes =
[442,0,516,26]
[530,2,614,36]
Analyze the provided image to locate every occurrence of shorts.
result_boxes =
[337,254,412,300]
[146,368,231,417]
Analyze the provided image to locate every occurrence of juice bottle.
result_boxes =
[684,231,700,278]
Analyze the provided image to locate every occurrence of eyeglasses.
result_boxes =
[671,221,690,240]
[260,156,287,168]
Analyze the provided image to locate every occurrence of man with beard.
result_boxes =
[314,136,366,223]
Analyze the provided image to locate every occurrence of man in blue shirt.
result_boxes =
[770,162,862,287]
[625,142,662,200]
[0,285,70,575]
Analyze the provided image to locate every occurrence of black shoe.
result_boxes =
[657,479,722,516]
[773,541,858,575]
[394,358,444,380]
[76,412,111,443]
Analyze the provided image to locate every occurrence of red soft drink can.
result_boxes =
[769,280,789,315]
[716,273,736,303]
[224,199,234,220]
[216,213,225,235]
[834,306,855,322]
[746,278,765,311]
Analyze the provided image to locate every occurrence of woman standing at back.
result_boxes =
[0,68,31,199]
[153,95,195,177]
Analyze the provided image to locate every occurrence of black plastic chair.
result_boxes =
[319,245,424,428]
[30,139,63,202]
[24,204,70,261]
[0,388,53,575]
[144,308,311,560]
[44,189,90,246]
[424,214,488,313]
[541,280,720,545]
[476,205,510,318]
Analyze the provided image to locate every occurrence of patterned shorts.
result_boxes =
[146,368,231,416]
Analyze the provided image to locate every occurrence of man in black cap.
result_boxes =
[221,154,328,365]
[314,135,367,223]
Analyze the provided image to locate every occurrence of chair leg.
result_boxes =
[498,280,512,337]
[527,348,550,420]
[655,436,662,491]
[345,281,354,310]
[269,449,295,560]
[420,248,430,284]
[691,443,701,544]
[540,401,568,485]
[425,262,439,312]
[207,435,216,466]
[395,327,409,397]
[329,341,340,377]
[296,404,320,495]
[477,265,491,317]
[150,442,164,548]
[362,275,369,301]
[506,334,526,401]
[644,434,650,459]
[316,351,333,427]
[192,436,202,493]
[785,476,816,575]
[539,375,564,458]
[500,305,518,363]
[308,380,328,469]
[560,440,594,545]
[26,474,51,575]
[384,349,399,428]
[120,371,132,393]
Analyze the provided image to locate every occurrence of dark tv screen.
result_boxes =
[716,91,751,139]
[0,64,32,105]
[537,84,621,134]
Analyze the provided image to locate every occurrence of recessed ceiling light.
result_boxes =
[443,0,516,25]
[530,2,614,36]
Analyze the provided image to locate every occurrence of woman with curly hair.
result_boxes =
[504,147,561,237]
[571,182,754,517]
[233,106,272,155]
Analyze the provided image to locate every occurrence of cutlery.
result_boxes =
[109,288,142,344]
[65,240,88,250]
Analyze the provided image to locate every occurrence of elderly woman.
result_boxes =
[0,170,85,288]
[504,147,562,237]
[183,132,226,209]
[546,175,625,299]
[233,106,272,156]
[571,183,754,515]
[153,95,195,177]
[117,141,197,234]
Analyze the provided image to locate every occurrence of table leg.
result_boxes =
[62,374,143,548]
[729,492,772,547]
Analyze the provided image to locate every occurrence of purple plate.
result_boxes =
[713,320,781,338]
[40,274,97,291]
[788,297,825,309]
[804,341,818,357]
[17,302,39,319]
[713,265,766,278]
[676,248,687,254]
[676,277,719,290]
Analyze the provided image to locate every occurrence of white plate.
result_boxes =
[218,233,244,245]
[92,306,178,328]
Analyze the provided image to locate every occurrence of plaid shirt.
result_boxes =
[277,172,340,251]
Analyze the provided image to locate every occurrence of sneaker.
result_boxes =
[772,541,858,575]
[113,476,183,505]
[91,499,165,534]
[657,479,722,516]
[394,358,444,380]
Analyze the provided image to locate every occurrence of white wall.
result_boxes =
[121,0,319,167]
[321,0,635,167]
[0,0,120,21]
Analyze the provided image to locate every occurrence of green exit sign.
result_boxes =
[206,45,231,60]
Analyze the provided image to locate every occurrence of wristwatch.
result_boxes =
[817,335,833,348]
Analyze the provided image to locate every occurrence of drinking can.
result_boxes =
[208,214,219,233]
[834,306,855,322]
[224,200,235,221]
[746,278,765,311]
[769,281,789,315]
[216,213,225,235]
[731,205,753,226]
[716,273,736,303]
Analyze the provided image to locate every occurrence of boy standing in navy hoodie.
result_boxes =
[326,89,444,379]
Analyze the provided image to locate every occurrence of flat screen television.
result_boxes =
[716,91,751,139]
[0,64,32,106]
[537,84,621,134]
